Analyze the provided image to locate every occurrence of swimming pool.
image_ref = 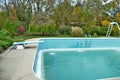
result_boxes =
[32,38,120,80]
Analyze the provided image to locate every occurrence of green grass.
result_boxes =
[12,35,72,42]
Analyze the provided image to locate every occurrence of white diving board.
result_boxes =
[12,40,44,49]
[13,41,44,45]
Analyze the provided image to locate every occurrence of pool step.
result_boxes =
[86,39,91,47]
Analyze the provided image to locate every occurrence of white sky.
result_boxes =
[71,0,113,5]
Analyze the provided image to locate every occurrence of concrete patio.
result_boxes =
[0,38,40,80]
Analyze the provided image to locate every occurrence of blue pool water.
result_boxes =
[32,38,120,80]
[42,49,120,80]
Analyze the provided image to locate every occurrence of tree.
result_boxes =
[85,0,106,25]
[101,19,109,26]
[0,11,7,29]
[52,0,73,26]
[115,12,120,24]
[0,0,10,16]
[105,0,120,19]
[71,6,82,24]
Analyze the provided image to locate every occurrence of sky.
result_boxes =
[71,0,113,5]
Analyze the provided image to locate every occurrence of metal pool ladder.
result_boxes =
[85,34,92,47]
[86,38,91,47]
[106,22,120,37]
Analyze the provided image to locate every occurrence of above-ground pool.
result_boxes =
[32,38,120,80]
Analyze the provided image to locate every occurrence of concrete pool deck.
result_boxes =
[0,38,40,80]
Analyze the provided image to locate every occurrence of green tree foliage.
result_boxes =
[52,0,73,26]
[111,26,119,36]
[58,26,71,35]
[0,0,120,37]
[115,12,120,23]
[0,29,12,52]
[71,6,82,25]
[28,24,56,36]
[0,11,7,29]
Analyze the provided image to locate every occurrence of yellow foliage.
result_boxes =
[72,6,81,16]
[115,12,120,23]
[71,6,82,22]
[112,26,119,36]
[101,20,109,26]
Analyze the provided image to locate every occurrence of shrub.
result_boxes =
[93,32,98,37]
[16,26,25,34]
[12,21,24,30]
[0,29,11,40]
[99,26,108,36]
[111,26,119,36]
[46,24,56,35]
[39,24,56,36]
[0,46,3,52]
[71,27,84,37]
[90,26,101,35]
[27,24,36,33]
[27,24,57,36]
[58,26,71,35]
[83,25,102,36]
[3,20,14,33]
[3,20,24,35]
[0,40,10,48]
[0,29,13,52]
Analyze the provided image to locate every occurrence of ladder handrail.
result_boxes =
[110,22,120,30]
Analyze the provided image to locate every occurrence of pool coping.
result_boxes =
[38,37,120,39]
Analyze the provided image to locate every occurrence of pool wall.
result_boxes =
[32,38,120,79]
[39,38,120,49]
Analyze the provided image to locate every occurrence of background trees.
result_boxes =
[0,0,119,37]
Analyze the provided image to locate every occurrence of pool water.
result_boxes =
[42,49,120,80]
